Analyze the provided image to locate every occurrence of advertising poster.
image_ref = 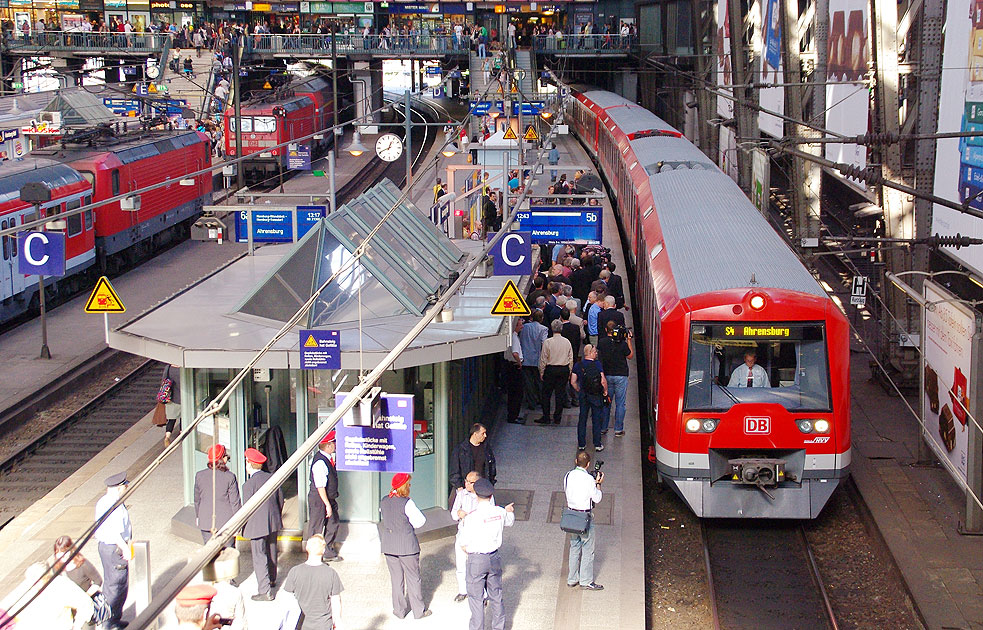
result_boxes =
[334,393,414,473]
[932,0,983,275]
[758,0,785,139]
[922,281,977,483]
[716,0,734,120]
[825,0,870,188]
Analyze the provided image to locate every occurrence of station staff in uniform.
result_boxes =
[241,447,283,602]
[94,471,132,630]
[728,351,771,388]
[379,473,431,619]
[173,583,221,630]
[307,430,341,562]
[460,478,514,630]
[194,444,241,545]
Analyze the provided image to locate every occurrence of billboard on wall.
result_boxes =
[932,0,983,276]
[922,281,978,484]
[825,0,870,189]
[758,0,785,138]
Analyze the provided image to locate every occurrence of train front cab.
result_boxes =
[655,288,851,519]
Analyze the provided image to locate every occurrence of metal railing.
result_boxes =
[243,33,469,55]
[5,30,170,54]
[533,33,637,54]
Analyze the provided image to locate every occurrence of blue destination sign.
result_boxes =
[148,98,189,116]
[513,206,602,245]
[103,98,142,115]
[469,100,546,116]
[235,205,326,242]
[335,393,414,473]
[300,329,340,369]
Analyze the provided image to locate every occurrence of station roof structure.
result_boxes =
[41,90,117,127]
[109,180,518,371]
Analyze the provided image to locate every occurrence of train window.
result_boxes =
[80,171,95,187]
[2,220,8,260]
[85,209,93,230]
[112,170,120,196]
[9,217,15,257]
[684,322,831,412]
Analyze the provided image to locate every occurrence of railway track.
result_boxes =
[701,520,838,630]
[0,359,162,529]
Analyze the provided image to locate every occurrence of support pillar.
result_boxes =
[727,0,757,192]
[352,60,384,135]
[693,0,718,158]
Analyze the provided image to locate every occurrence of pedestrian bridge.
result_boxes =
[4,31,170,56]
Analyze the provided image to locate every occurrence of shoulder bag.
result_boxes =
[559,471,592,535]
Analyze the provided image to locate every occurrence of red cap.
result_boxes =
[243,448,267,465]
[319,430,336,445]
[391,472,411,490]
[207,444,227,463]
[175,584,217,607]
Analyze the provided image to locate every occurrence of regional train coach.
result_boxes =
[567,87,850,519]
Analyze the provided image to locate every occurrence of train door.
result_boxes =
[1,218,13,299]
[3,213,31,300]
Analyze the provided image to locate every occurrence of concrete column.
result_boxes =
[181,367,195,506]
[294,369,309,531]
[352,61,382,134]
[434,361,450,508]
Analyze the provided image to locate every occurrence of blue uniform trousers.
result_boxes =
[466,550,505,630]
[98,542,129,626]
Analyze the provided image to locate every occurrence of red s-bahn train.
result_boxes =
[0,129,213,324]
[224,76,335,184]
[567,88,850,518]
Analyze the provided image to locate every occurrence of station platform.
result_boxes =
[0,134,646,628]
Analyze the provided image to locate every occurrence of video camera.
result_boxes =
[610,325,631,343]
[592,459,604,481]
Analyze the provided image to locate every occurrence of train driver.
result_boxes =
[728,351,771,388]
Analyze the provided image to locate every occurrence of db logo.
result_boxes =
[585,212,598,223]
[744,417,770,434]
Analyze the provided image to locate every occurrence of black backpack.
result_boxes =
[580,361,603,396]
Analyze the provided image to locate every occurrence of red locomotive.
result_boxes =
[0,129,213,323]
[569,88,850,518]
[224,76,335,185]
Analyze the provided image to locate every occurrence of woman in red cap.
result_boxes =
[193,444,241,546]
[379,473,432,619]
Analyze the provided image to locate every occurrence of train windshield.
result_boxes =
[684,322,831,411]
[230,116,277,133]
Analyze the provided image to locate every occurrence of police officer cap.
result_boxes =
[104,471,128,487]
[243,448,267,465]
[175,584,217,607]
[473,478,494,498]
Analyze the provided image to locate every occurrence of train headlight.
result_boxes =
[685,419,702,433]
[796,419,814,433]
[813,419,830,433]
[701,419,719,432]
[749,294,766,310]
[685,418,718,433]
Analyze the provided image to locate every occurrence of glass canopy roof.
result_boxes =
[234,179,466,327]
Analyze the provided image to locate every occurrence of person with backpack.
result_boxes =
[570,345,607,451]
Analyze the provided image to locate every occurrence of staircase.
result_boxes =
[513,48,537,97]
[158,45,219,117]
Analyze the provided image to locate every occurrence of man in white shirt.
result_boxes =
[450,471,488,601]
[1,563,93,630]
[507,21,516,48]
[564,451,604,590]
[505,318,525,424]
[95,471,132,629]
[728,351,771,388]
[459,478,514,630]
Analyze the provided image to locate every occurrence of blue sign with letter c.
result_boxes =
[17,231,66,277]
[490,231,532,275]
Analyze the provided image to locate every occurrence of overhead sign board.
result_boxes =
[17,231,65,277]
[287,144,311,170]
[103,98,142,116]
[469,100,545,116]
[491,279,531,316]
[234,205,326,243]
[300,329,341,369]
[334,392,414,473]
[514,206,602,245]
[84,276,126,313]
[489,231,531,276]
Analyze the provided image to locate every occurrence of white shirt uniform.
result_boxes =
[312,459,330,488]
[451,488,491,530]
[95,493,132,544]
[504,332,523,364]
[459,500,514,554]
[404,497,427,528]
[564,467,601,511]
[728,363,771,388]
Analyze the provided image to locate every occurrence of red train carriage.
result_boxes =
[0,160,94,320]
[37,130,213,266]
[568,88,851,518]
[224,76,334,185]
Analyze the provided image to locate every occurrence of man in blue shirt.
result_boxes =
[570,345,607,451]
[586,291,603,345]
[519,310,549,412]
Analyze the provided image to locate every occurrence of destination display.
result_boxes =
[513,206,602,245]
[234,205,325,242]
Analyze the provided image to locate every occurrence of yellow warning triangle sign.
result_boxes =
[491,280,531,316]
[497,83,504,94]
[511,83,517,93]
[523,125,539,141]
[148,83,157,93]
[263,81,272,89]
[503,126,518,141]
[84,276,126,313]
[304,334,319,348]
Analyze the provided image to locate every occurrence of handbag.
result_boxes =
[152,401,168,426]
[560,507,591,535]
[91,591,112,624]
[157,377,173,403]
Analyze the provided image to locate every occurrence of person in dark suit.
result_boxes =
[380,473,431,620]
[449,423,497,490]
[605,261,625,309]
[569,258,592,305]
[307,430,341,561]
[241,448,283,602]
[193,445,241,546]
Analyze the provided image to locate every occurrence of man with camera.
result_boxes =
[563,451,604,591]
[597,320,633,437]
